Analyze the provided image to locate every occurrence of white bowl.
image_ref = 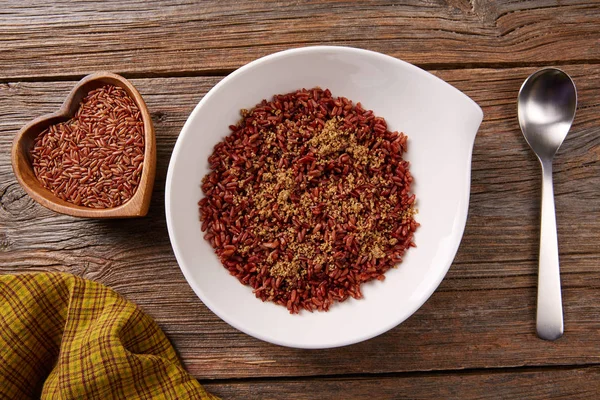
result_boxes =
[166,46,483,349]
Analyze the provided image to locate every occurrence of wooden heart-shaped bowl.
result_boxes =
[11,72,156,218]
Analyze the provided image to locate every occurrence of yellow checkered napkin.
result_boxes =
[0,273,218,399]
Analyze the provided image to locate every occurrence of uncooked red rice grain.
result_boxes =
[199,87,418,314]
[30,85,145,209]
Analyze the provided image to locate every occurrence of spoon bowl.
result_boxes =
[518,68,577,341]
[518,68,577,159]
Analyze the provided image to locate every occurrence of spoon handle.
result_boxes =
[537,160,564,340]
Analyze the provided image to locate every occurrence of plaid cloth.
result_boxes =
[0,273,218,399]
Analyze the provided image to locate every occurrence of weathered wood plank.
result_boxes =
[203,366,600,399]
[1,65,599,378]
[167,285,600,378]
[0,1,599,79]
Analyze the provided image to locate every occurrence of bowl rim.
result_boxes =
[11,72,156,218]
[165,45,483,348]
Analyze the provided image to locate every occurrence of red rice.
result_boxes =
[199,88,418,313]
[30,85,144,209]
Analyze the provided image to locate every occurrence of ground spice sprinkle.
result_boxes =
[199,87,418,313]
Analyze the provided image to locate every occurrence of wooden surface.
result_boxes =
[1,1,599,399]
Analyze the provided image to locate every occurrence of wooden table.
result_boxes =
[1,1,599,398]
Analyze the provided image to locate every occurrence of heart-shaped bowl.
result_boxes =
[11,72,156,218]
[166,46,483,348]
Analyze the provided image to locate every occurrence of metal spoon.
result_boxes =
[518,68,577,341]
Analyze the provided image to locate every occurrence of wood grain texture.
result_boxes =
[203,366,600,399]
[1,0,599,80]
[1,64,599,379]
